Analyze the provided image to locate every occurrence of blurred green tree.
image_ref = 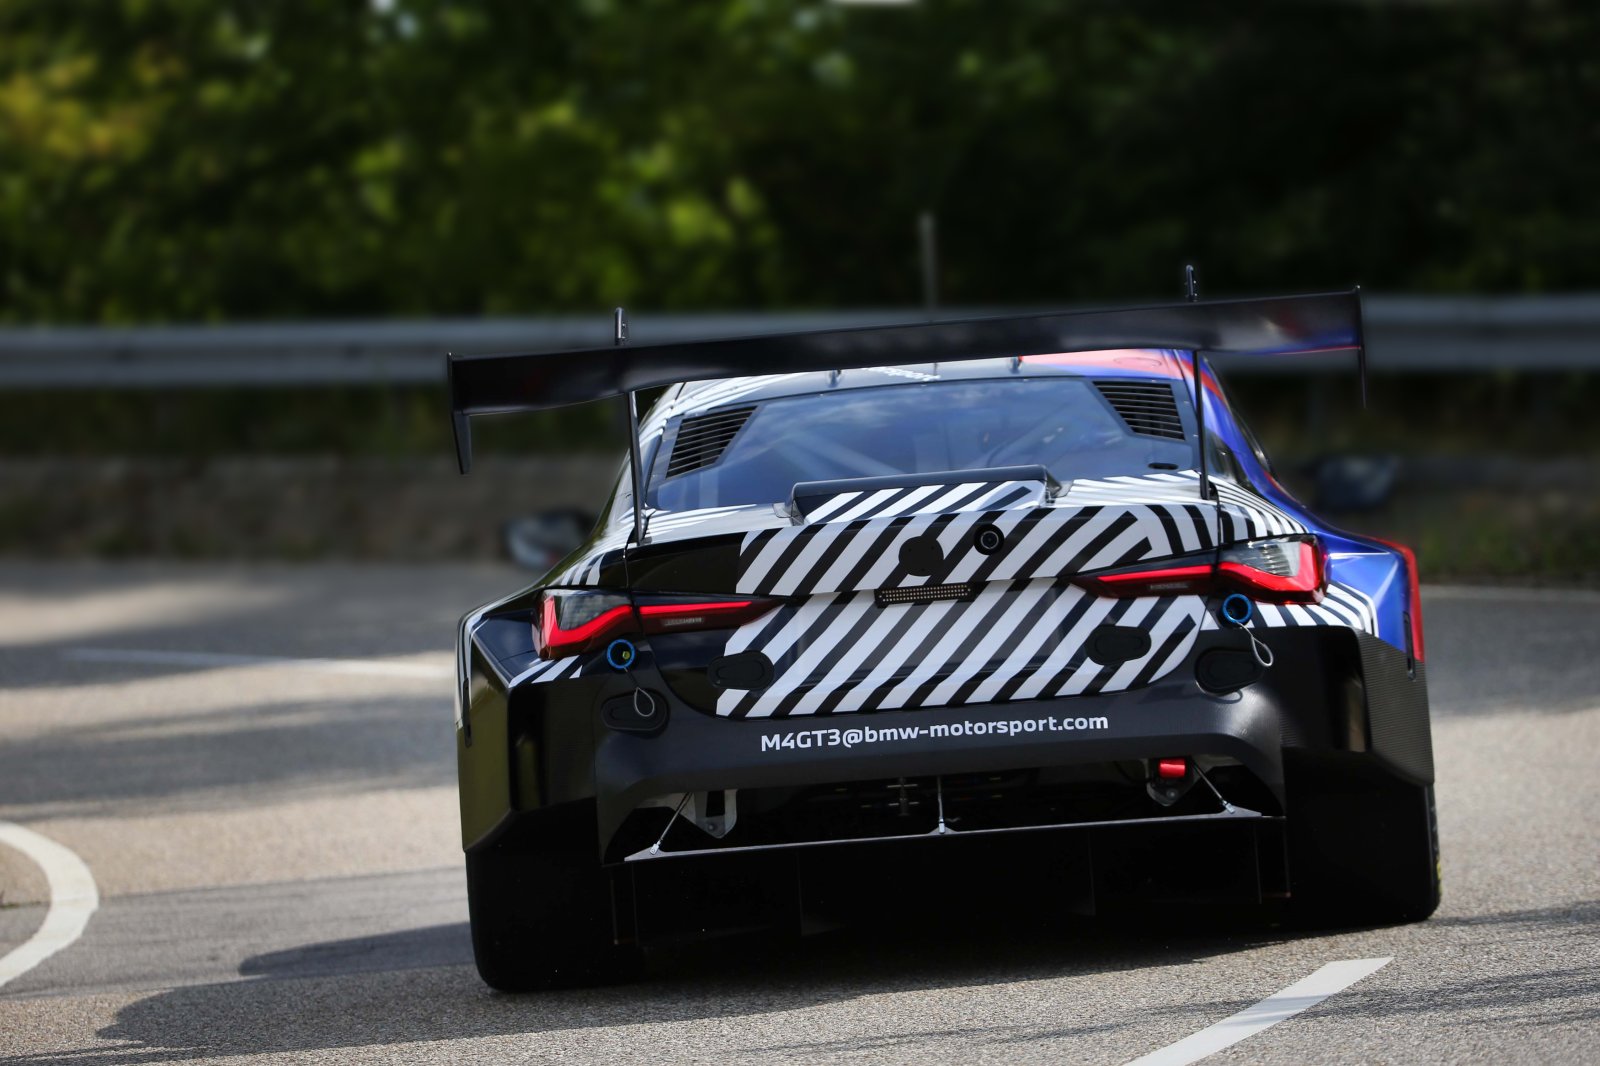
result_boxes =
[0,0,1595,324]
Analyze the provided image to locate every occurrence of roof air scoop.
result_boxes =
[789,466,1059,524]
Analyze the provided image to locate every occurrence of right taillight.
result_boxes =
[1073,535,1326,604]
[1218,535,1325,604]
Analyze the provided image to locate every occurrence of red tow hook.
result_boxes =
[1156,757,1189,780]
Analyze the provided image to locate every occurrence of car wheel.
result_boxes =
[466,843,636,991]
[1286,778,1441,927]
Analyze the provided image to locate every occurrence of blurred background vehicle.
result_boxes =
[0,0,1594,583]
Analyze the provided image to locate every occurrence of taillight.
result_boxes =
[1074,536,1326,604]
[1077,560,1216,598]
[1218,536,1325,604]
[638,599,777,633]
[534,591,779,659]
[535,591,636,659]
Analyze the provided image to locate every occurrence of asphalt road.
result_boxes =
[1,563,1597,1064]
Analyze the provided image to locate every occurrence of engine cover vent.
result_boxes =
[666,405,755,477]
[1094,380,1185,440]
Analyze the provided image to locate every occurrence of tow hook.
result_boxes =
[1196,594,1274,694]
[1220,594,1275,668]
[1147,756,1196,806]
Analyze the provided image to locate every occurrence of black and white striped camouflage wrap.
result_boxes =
[715,582,1205,718]
[524,470,1377,701]
[1199,582,1378,635]
[733,471,1302,598]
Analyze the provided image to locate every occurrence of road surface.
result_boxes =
[0,563,1596,1064]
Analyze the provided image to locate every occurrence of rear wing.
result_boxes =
[448,289,1364,472]
[447,288,1365,544]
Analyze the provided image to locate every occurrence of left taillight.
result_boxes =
[533,590,779,659]
[637,598,778,633]
[535,590,636,659]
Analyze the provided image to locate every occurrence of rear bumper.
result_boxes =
[593,674,1286,854]
[463,627,1431,860]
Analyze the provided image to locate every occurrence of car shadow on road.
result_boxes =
[5,900,1595,1063]
[9,913,1283,1063]
[37,898,1590,1064]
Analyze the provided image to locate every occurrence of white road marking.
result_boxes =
[1121,957,1392,1066]
[0,821,99,991]
[62,647,451,680]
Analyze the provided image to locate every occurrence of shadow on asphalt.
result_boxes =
[239,923,472,980]
[0,563,517,688]
[3,901,1593,1062]
[0,695,453,817]
[18,913,1280,1063]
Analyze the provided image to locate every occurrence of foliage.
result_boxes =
[1,0,1597,325]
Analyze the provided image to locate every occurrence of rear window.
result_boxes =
[649,377,1196,512]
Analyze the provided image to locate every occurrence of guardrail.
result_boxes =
[1,295,1596,388]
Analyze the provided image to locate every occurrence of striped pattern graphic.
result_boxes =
[1201,581,1379,636]
[797,478,1046,524]
[554,504,769,586]
[639,374,803,445]
[739,477,1195,598]
[735,471,1309,599]
[557,546,619,587]
[714,581,1205,718]
[522,468,1386,711]
[507,654,584,687]
[1063,471,1309,539]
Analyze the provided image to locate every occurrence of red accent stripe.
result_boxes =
[1369,536,1426,662]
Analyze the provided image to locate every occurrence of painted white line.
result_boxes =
[63,647,451,680]
[0,822,99,992]
[1121,957,1391,1066]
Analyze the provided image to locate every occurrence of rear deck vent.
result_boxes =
[1094,381,1185,440]
[665,405,755,477]
[875,582,976,607]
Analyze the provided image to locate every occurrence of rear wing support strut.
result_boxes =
[617,307,646,547]
[1186,266,1210,502]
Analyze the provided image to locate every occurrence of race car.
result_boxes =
[448,291,1439,991]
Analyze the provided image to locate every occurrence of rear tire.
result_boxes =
[466,842,635,991]
[1286,776,1441,927]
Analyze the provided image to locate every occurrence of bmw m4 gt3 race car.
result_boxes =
[448,291,1439,991]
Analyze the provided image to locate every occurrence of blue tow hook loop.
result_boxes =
[606,638,637,671]
[1220,593,1275,669]
[1221,593,1254,627]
